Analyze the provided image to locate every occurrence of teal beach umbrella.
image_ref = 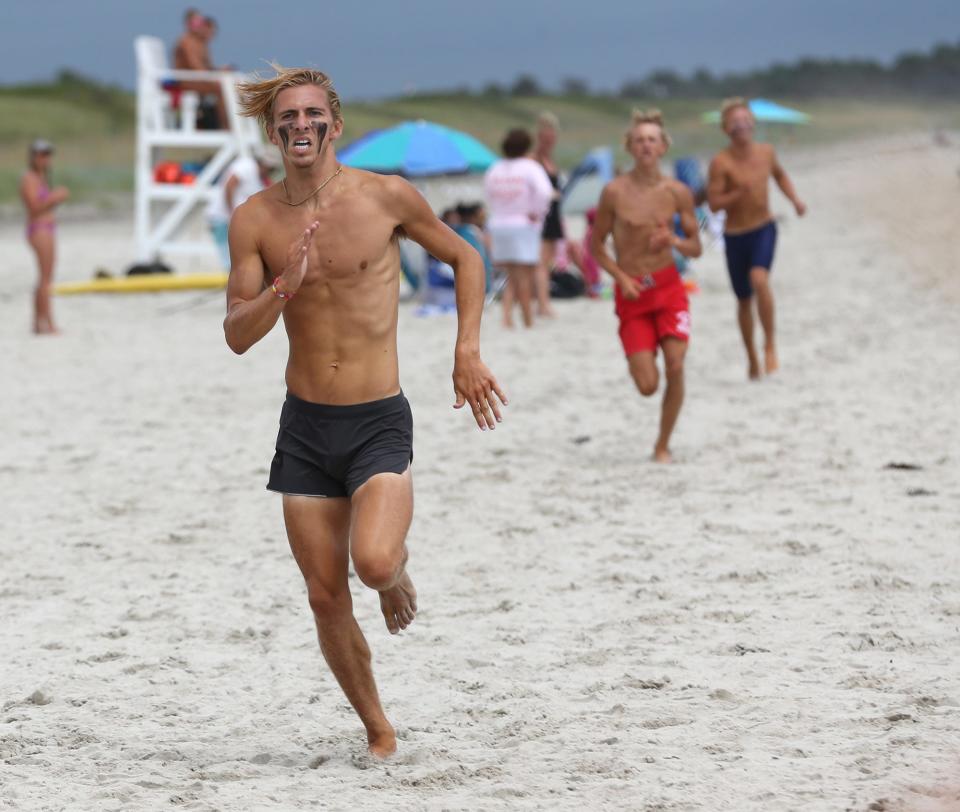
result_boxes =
[703,98,811,125]
[339,120,497,177]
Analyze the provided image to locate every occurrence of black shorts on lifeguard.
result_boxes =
[267,391,413,498]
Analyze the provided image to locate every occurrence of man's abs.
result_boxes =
[285,348,400,405]
[723,159,774,233]
[615,246,677,277]
[724,209,773,235]
[281,293,401,405]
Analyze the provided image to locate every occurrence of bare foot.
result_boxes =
[764,345,779,375]
[502,317,515,329]
[748,356,762,380]
[653,447,673,464]
[538,306,556,318]
[367,725,397,759]
[378,571,417,635]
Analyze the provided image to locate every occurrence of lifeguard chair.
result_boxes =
[132,36,264,267]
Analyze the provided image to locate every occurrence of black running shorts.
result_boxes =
[267,391,413,498]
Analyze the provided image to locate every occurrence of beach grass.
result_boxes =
[1,87,958,205]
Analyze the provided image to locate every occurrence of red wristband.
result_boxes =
[271,278,295,300]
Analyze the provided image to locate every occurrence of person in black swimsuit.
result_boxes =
[534,112,562,318]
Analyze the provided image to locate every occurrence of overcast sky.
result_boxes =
[1,0,957,98]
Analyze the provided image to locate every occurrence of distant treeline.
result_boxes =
[459,39,960,100]
[2,37,957,110]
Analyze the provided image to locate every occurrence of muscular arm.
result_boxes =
[387,178,485,357]
[590,185,628,285]
[385,176,506,428]
[771,149,806,215]
[671,185,702,258]
[706,157,742,213]
[222,204,290,354]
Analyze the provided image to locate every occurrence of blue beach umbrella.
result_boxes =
[339,120,497,177]
[702,98,811,125]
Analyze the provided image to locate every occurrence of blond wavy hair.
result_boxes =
[720,97,751,127]
[237,63,343,129]
[537,111,560,131]
[624,108,671,149]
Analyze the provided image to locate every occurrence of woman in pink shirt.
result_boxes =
[484,128,553,328]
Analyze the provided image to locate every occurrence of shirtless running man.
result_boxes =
[592,110,701,463]
[707,97,807,378]
[224,66,506,758]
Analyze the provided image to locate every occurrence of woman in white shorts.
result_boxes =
[484,128,553,327]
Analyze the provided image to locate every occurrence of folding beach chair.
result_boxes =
[674,156,723,251]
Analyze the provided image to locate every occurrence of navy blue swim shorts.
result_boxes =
[723,220,777,300]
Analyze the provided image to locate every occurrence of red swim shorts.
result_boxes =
[614,265,690,356]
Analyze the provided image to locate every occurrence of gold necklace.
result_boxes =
[280,165,343,206]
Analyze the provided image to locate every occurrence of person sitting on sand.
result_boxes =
[454,202,494,292]
[20,139,69,335]
[225,64,505,758]
[591,111,701,463]
[707,97,807,379]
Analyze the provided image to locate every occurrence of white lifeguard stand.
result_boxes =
[133,35,264,266]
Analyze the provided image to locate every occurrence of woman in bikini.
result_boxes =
[20,139,68,334]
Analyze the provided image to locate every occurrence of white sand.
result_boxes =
[2,136,959,811]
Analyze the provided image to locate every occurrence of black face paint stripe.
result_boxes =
[312,121,328,151]
[277,124,292,153]
[277,120,327,154]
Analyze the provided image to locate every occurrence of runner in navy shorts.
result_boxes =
[723,220,777,300]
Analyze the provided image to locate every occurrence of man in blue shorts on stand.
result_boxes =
[707,98,806,379]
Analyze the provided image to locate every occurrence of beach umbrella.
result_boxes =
[339,121,497,177]
[562,147,615,203]
[702,98,811,125]
[562,147,615,213]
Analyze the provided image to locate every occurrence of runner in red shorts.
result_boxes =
[592,110,702,462]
